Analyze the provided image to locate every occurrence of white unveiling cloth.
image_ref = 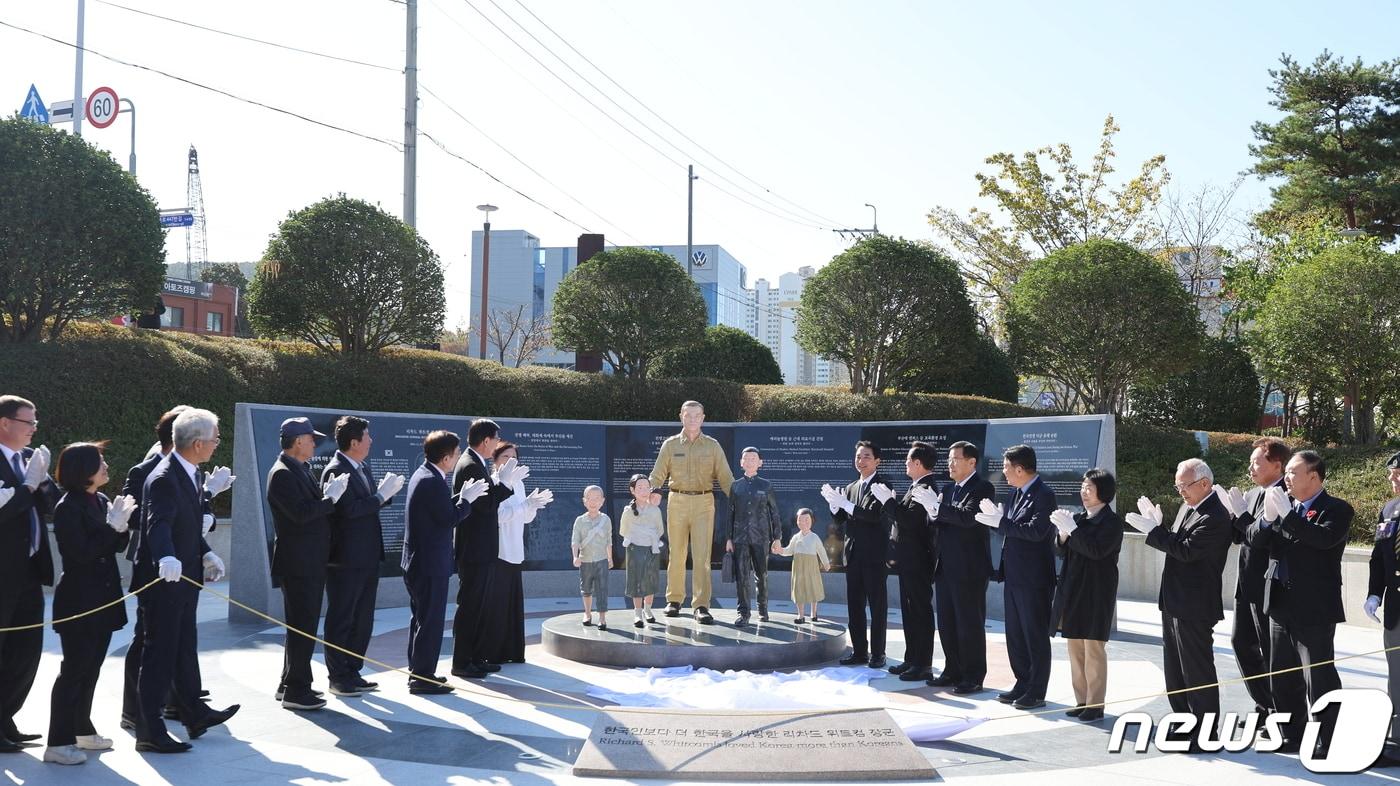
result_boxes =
[585,666,986,742]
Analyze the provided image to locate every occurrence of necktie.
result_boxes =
[195,469,206,497]
[1294,502,1306,520]
[362,462,375,492]
[11,453,39,557]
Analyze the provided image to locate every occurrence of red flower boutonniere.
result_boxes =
[1306,509,1318,521]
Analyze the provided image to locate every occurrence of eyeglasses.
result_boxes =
[1173,477,1207,493]
[198,435,222,444]
[3,416,37,429]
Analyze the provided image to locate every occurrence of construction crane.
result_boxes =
[184,145,208,279]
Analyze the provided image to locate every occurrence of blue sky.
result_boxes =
[3,1,1396,326]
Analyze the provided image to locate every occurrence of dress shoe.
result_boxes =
[664,602,681,617]
[951,683,985,695]
[867,655,887,669]
[793,616,807,624]
[598,623,608,631]
[996,690,1024,704]
[451,666,488,679]
[43,744,87,765]
[329,682,363,697]
[735,615,750,627]
[199,689,210,698]
[695,607,714,625]
[839,653,869,666]
[184,704,239,739]
[275,686,324,701]
[1077,708,1104,722]
[476,661,501,673]
[1013,696,1046,710]
[888,662,911,675]
[354,679,379,692]
[0,737,22,754]
[409,679,454,695]
[582,618,594,627]
[135,735,192,754]
[119,715,136,732]
[282,691,327,711]
[899,669,933,682]
[645,614,658,624]
[1065,707,1084,717]
[75,734,113,751]
[6,730,40,743]
[634,618,644,628]
[927,674,957,687]
[759,610,770,622]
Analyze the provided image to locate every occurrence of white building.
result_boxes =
[746,266,845,387]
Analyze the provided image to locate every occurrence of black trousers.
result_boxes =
[1005,583,1052,699]
[478,560,525,664]
[1270,618,1341,748]
[452,562,492,670]
[136,583,208,740]
[896,566,935,671]
[404,569,448,684]
[48,628,112,746]
[0,579,43,734]
[733,543,770,616]
[1162,611,1220,737]
[936,574,988,685]
[278,575,326,694]
[324,567,378,685]
[845,557,888,658]
[1231,597,1274,713]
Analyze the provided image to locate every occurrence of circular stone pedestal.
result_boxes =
[541,609,847,669]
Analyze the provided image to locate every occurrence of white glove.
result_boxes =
[1133,496,1161,526]
[0,485,13,510]
[525,488,553,511]
[106,494,137,533]
[1050,509,1077,536]
[201,513,215,535]
[377,472,405,500]
[323,473,350,503]
[1365,595,1382,623]
[204,466,235,497]
[1124,512,1158,533]
[1226,486,1248,518]
[1263,486,1290,523]
[975,497,1002,528]
[1213,485,1238,517]
[869,482,893,505]
[496,458,530,487]
[202,551,226,582]
[22,445,50,489]
[622,537,632,548]
[909,485,940,517]
[158,556,182,582]
[459,478,489,504]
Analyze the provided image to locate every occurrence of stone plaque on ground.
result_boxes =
[572,707,936,781]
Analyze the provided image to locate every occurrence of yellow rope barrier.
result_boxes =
[0,577,161,632]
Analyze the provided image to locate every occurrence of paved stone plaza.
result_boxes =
[4,588,1392,784]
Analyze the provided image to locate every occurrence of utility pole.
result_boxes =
[476,204,498,359]
[402,0,418,227]
[831,202,879,242]
[686,165,698,277]
[73,0,85,137]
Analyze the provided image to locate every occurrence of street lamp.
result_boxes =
[864,203,878,235]
[476,203,498,359]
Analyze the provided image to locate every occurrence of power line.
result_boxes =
[504,0,848,229]
[0,19,402,151]
[454,0,831,232]
[94,0,402,73]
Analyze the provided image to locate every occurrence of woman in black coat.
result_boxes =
[44,442,135,766]
[1049,468,1123,723]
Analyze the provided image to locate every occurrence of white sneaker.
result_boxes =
[75,734,113,751]
[43,745,88,765]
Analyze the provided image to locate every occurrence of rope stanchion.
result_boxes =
[0,577,161,632]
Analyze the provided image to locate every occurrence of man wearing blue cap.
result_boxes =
[265,417,350,712]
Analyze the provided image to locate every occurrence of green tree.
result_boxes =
[1249,51,1400,239]
[1006,239,1202,415]
[1129,336,1261,432]
[1252,241,1400,444]
[551,246,706,380]
[928,115,1170,322]
[900,332,1019,403]
[654,325,783,384]
[795,236,977,394]
[246,196,444,355]
[0,117,164,342]
[200,263,252,337]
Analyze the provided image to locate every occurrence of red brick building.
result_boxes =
[155,277,237,336]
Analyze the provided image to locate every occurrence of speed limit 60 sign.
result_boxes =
[85,86,119,129]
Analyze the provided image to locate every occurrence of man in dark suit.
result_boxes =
[1127,457,1232,750]
[449,419,522,679]
[1366,452,1400,755]
[120,406,232,730]
[321,415,402,697]
[403,430,487,694]
[976,444,1057,709]
[926,440,995,694]
[1256,450,1351,756]
[267,417,348,711]
[1218,437,1291,722]
[0,395,57,751]
[888,441,940,682]
[823,440,896,669]
[133,407,238,753]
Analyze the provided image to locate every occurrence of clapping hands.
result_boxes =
[1124,496,1163,533]
[974,497,1002,529]
[106,494,137,533]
